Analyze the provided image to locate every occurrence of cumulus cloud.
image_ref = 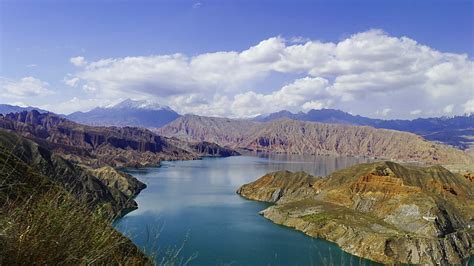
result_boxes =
[0,76,53,98]
[463,99,474,114]
[410,109,422,115]
[65,30,474,118]
[70,56,87,67]
[443,104,454,114]
[64,76,80,87]
[41,97,114,114]
[231,77,330,116]
[376,108,392,117]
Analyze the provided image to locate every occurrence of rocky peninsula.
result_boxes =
[237,161,474,264]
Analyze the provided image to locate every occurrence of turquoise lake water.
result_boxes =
[115,154,382,265]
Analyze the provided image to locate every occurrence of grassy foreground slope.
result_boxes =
[0,130,151,264]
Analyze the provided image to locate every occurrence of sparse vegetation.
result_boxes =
[0,133,152,264]
[1,190,151,265]
[302,212,337,223]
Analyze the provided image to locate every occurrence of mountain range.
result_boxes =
[2,101,473,153]
[67,99,180,128]
[0,110,237,168]
[255,109,474,150]
[0,104,49,115]
[157,115,473,165]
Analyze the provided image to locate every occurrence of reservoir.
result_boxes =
[115,154,379,265]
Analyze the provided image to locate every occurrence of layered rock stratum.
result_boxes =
[158,115,473,165]
[237,162,474,264]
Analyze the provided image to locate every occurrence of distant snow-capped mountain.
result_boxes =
[67,99,180,128]
[109,98,174,112]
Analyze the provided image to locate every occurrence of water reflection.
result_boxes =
[246,151,374,176]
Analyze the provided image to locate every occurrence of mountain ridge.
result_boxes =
[254,108,474,150]
[0,110,238,168]
[158,115,473,165]
[0,104,49,115]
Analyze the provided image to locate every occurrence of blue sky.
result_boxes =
[1,0,473,118]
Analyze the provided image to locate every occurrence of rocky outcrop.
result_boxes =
[165,138,240,157]
[90,166,146,198]
[237,171,323,203]
[189,141,240,157]
[0,111,238,168]
[237,162,474,264]
[158,115,473,165]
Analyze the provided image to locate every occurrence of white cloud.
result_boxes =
[0,76,53,98]
[410,109,422,115]
[64,76,80,87]
[289,36,311,44]
[443,104,454,114]
[64,30,474,118]
[6,101,28,107]
[41,97,114,115]
[231,77,330,117]
[463,99,474,114]
[376,108,392,117]
[302,100,327,111]
[70,56,87,67]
